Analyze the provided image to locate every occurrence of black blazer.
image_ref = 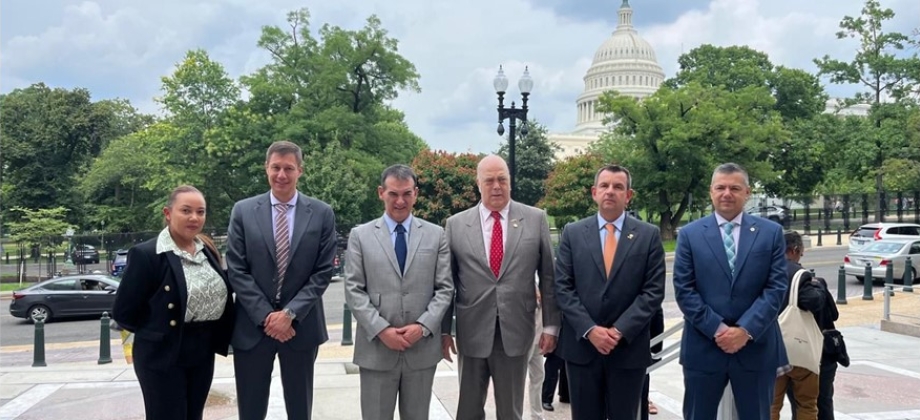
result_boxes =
[113,237,235,369]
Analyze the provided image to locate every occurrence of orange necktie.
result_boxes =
[603,223,617,278]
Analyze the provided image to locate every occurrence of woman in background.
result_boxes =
[113,185,234,420]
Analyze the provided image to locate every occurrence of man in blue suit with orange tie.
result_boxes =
[673,163,788,420]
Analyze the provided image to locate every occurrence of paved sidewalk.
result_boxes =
[2,291,919,419]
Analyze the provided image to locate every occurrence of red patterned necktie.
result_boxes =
[490,211,503,278]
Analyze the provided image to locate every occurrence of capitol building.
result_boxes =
[549,0,869,159]
[550,0,664,158]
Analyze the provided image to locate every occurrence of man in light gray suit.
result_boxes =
[345,164,454,420]
[441,155,560,420]
[227,141,337,420]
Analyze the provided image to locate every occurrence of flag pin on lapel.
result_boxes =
[627,233,635,240]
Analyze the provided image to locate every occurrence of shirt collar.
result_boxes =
[269,191,298,208]
[382,213,413,235]
[155,227,204,258]
[714,212,743,227]
[479,202,510,222]
[597,212,626,232]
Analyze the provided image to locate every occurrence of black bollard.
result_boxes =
[98,312,112,364]
[836,266,847,305]
[836,229,842,246]
[862,263,874,300]
[817,229,823,247]
[884,263,895,296]
[33,318,47,367]
[341,303,353,346]
[905,257,914,293]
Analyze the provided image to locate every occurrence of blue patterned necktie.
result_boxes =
[395,224,407,275]
[723,222,736,275]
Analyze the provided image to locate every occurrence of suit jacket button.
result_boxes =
[164,285,171,292]
[168,303,175,309]
[169,320,177,327]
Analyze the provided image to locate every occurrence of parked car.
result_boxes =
[111,249,129,277]
[71,245,100,264]
[848,223,920,252]
[745,205,790,225]
[9,274,121,323]
[843,239,920,284]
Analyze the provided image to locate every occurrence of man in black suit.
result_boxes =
[227,141,337,420]
[554,164,666,420]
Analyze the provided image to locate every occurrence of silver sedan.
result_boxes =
[844,239,920,284]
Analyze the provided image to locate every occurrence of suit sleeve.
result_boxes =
[343,228,391,340]
[416,228,455,333]
[440,218,458,336]
[112,246,156,332]
[672,228,726,338]
[226,201,275,326]
[736,227,788,340]
[538,210,561,332]
[554,224,597,338]
[612,225,666,343]
[286,204,336,319]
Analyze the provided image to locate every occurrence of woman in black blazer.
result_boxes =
[113,185,234,420]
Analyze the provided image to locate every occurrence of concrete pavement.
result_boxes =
[2,290,919,419]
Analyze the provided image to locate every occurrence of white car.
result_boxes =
[847,223,920,252]
[844,239,920,284]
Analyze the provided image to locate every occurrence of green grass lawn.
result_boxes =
[663,239,676,253]
[1,282,33,292]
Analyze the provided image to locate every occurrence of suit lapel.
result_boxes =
[255,194,277,266]
[289,194,314,258]
[608,217,638,281]
[164,252,189,314]
[583,220,607,281]
[733,214,759,280]
[703,215,733,280]
[498,202,524,279]
[403,217,423,275]
[463,208,490,275]
[373,218,403,277]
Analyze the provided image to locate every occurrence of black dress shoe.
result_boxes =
[542,402,554,411]
[559,397,570,404]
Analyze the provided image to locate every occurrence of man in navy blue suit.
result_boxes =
[673,163,788,420]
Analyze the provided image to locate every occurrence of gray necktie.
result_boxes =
[274,204,291,300]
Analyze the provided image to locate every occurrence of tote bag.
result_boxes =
[778,269,823,374]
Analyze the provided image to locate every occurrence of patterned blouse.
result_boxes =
[155,228,227,322]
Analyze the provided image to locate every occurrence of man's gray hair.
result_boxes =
[711,163,749,187]
[380,164,418,188]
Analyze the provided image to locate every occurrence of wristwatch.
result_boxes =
[282,308,296,321]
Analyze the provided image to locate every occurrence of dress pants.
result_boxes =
[683,363,777,420]
[566,357,645,420]
[457,321,528,420]
[133,322,217,420]
[359,354,437,420]
[541,353,568,404]
[234,336,319,420]
[641,309,665,420]
[527,309,545,420]
[772,366,819,420]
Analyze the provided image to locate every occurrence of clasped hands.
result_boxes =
[264,311,295,342]
[378,324,425,352]
[715,327,750,354]
[587,326,623,355]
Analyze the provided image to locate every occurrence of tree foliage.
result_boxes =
[412,150,480,226]
[539,153,605,230]
[497,120,560,206]
[7,207,74,250]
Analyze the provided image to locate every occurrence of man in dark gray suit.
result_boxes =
[554,164,665,420]
[344,164,454,420]
[441,155,560,420]
[227,140,337,420]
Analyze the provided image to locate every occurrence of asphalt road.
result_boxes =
[0,246,878,348]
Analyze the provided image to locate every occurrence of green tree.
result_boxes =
[412,150,481,226]
[814,0,920,219]
[497,121,560,206]
[595,83,786,239]
[7,207,74,251]
[539,153,605,230]
[301,142,368,232]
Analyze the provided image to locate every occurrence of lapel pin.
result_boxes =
[627,233,635,240]
[512,219,519,228]
[750,227,756,232]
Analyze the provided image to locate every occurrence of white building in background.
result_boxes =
[550,0,664,159]
[548,1,870,160]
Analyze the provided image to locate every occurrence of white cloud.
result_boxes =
[2,0,918,154]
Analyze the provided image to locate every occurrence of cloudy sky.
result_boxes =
[2,0,918,154]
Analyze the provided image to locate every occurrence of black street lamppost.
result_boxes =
[493,65,533,200]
